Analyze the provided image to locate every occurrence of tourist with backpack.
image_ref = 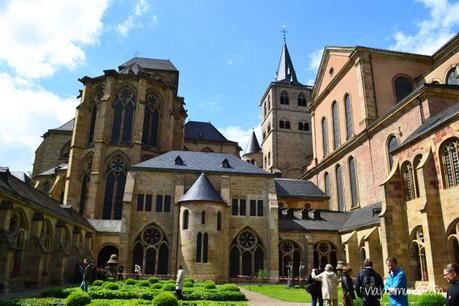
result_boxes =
[356,258,384,306]
[307,265,324,306]
[341,266,356,306]
[384,257,408,306]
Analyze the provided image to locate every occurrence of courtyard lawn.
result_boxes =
[240,284,422,305]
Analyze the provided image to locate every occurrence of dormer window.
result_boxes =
[175,156,184,166]
[222,158,231,168]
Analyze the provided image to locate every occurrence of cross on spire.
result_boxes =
[281,25,288,43]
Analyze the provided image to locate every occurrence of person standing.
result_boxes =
[307,265,324,306]
[117,265,124,281]
[384,257,408,306]
[444,263,459,306]
[341,266,356,306]
[80,259,93,292]
[134,264,141,280]
[356,259,384,306]
[175,265,185,300]
[311,264,340,306]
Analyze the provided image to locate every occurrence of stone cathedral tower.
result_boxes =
[260,41,313,178]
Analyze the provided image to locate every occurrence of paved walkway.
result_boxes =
[239,287,310,306]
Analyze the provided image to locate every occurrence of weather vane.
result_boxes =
[281,25,288,43]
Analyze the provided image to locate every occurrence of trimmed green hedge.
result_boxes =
[148,277,160,284]
[93,280,104,286]
[417,292,447,306]
[151,283,163,289]
[152,292,178,306]
[41,287,76,298]
[202,281,216,289]
[138,280,150,287]
[102,282,119,290]
[125,278,137,285]
[162,283,176,291]
[217,284,239,292]
[65,289,92,306]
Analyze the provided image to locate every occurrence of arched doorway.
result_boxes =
[97,245,119,268]
[279,240,302,277]
[448,220,459,264]
[313,241,337,269]
[410,227,428,281]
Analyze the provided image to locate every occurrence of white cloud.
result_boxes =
[218,125,262,154]
[390,0,459,54]
[116,0,151,36]
[308,49,323,71]
[0,0,108,79]
[0,73,78,171]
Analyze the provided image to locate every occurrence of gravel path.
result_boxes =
[239,287,310,306]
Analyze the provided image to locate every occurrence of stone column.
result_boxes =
[0,201,13,292]
[23,212,44,287]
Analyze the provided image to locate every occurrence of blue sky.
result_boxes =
[0,0,458,172]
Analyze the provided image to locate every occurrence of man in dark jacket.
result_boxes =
[355,259,384,306]
[341,266,356,306]
[444,263,459,306]
[307,265,324,306]
[80,259,94,292]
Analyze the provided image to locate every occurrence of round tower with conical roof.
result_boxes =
[242,131,262,168]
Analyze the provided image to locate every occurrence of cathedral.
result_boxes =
[1,34,459,293]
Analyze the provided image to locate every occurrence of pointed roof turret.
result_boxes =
[243,131,261,156]
[275,42,300,85]
[178,173,224,203]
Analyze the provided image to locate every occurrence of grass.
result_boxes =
[240,284,422,305]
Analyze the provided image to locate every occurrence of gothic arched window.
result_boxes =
[344,94,353,140]
[410,227,428,281]
[321,117,328,157]
[280,91,289,105]
[88,85,104,145]
[279,240,302,277]
[313,241,337,268]
[60,141,71,160]
[332,101,340,149]
[394,76,413,103]
[9,209,27,279]
[336,164,344,211]
[196,232,202,262]
[402,161,416,200]
[441,138,459,188]
[348,156,359,207]
[387,135,398,170]
[132,225,169,274]
[111,87,136,145]
[229,229,264,277]
[298,93,307,106]
[324,172,330,196]
[103,155,127,220]
[203,233,208,263]
[142,93,160,148]
[446,67,458,85]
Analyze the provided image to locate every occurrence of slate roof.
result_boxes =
[243,131,261,155]
[48,119,74,133]
[131,151,271,176]
[179,173,224,203]
[0,167,93,230]
[37,163,68,176]
[339,202,382,232]
[184,121,234,143]
[275,43,303,86]
[279,209,350,231]
[393,100,459,152]
[11,172,31,184]
[275,178,328,199]
[118,57,177,72]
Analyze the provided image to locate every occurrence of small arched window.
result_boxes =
[304,123,310,131]
[446,67,458,85]
[196,232,202,262]
[348,156,359,207]
[279,120,285,129]
[298,122,304,130]
[332,101,340,149]
[285,121,290,129]
[267,123,271,133]
[263,102,267,117]
[441,138,459,188]
[268,96,271,109]
[111,87,136,145]
[336,165,344,211]
[402,161,416,200]
[413,154,422,197]
[298,93,307,106]
[103,155,127,220]
[321,117,329,157]
[324,172,330,196]
[387,135,398,170]
[280,91,289,105]
[201,211,206,224]
[142,93,160,148]
[217,212,221,231]
[344,94,353,140]
[88,85,104,145]
[60,141,71,160]
[183,210,189,229]
[79,157,92,216]
[268,152,271,165]
[203,233,208,263]
[394,76,413,103]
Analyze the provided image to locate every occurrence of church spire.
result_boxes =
[244,131,261,155]
[275,27,299,84]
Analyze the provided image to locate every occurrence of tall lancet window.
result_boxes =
[142,93,160,147]
[88,85,104,145]
[79,156,92,216]
[111,87,136,145]
[332,101,340,149]
[103,155,127,220]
